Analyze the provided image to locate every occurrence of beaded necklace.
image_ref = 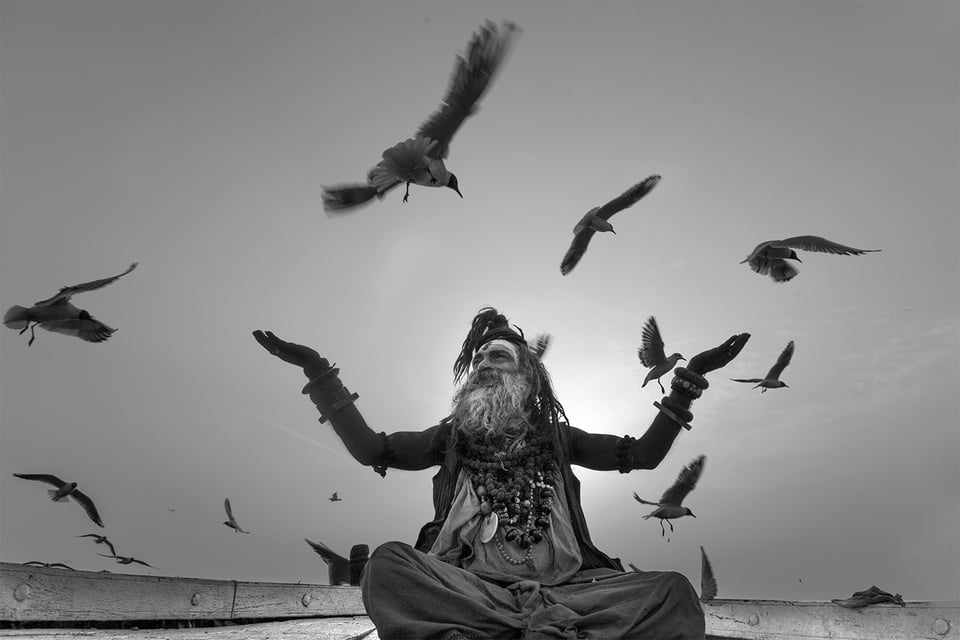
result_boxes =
[458,429,557,550]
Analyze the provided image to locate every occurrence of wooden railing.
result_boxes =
[2,562,957,639]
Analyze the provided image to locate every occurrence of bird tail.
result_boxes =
[3,305,32,330]
[321,184,380,212]
[48,489,69,502]
[769,261,799,282]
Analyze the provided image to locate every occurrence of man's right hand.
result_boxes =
[252,330,329,372]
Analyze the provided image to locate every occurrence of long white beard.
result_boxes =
[451,369,532,441]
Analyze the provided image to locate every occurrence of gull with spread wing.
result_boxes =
[4,262,137,346]
[77,534,117,557]
[731,340,794,392]
[741,235,879,282]
[560,175,661,275]
[637,316,685,394]
[633,454,705,538]
[222,498,250,533]
[98,553,158,569]
[12,473,104,527]
[322,21,520,212]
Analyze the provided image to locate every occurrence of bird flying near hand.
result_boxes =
[731,340,794,392]
[77,534,116,557]
[560,175,660,275]
[633,454,705,538]
[700,546,718,601]
[322,20,521,212]
[12,474,104,527]
[638,316,685,394]
[222,498,250,533]
[741,235,879,282]
[4,262,138,346]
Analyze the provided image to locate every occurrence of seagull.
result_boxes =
[24,561,75,570]
[731,340,794,392]
[98,553,157,569]
[77,534,116,557]
[560,175,661,275]
[633,454,705,538]
[329,492,342,502]
[304,538,351,586]
[12,473,104,527]
[637,316,685,394]
[222,498,250,533]
[740,236,880,282]
[700,546,718,602]
[322,20,520,212]
[3,262,138,346]
[530,333,551,360]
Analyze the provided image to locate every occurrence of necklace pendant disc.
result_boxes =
[479,511,499,544]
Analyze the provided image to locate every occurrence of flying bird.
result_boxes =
[559,175,661,275]
[222,498,250,533]
[4,262,138,346]
[77,534,116,557]
[731,340,794,392]
[530,333,551,360]
[98,553,158,569]
[700,546,718,601]
[304,538,351,585]
[12,474,104,527]
[633,454,705,538]
[740,235,880,282]
[329,492,342,502]
[24,561,75,570]
[637,316,685,394]
[322,20,521,212]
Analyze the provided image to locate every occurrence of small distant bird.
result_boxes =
[222,498,250,533]
[731,340,794,392]
[322,21,520,212]
[4,262,138,346]
[741,236,880,282]
[77,533,116,557]
[700,546,718,602]
[560,175,661,275]
[12,474,104,527]
[633,454,705,537]
[637,316,685,393]
[24,561,75,570]
[98,553,157,569]
[329,492,342,502]
[530,333,551,360]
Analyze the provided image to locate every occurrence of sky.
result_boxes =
[1,0,957,603]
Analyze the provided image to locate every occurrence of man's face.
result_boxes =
[469,339,520,386]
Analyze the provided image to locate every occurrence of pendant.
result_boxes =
[479,511,499,543]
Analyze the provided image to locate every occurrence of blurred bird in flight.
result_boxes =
[633,454,705,538]
[740,235,879,282]
[12,473,104,527]
[24,561,75,570]
[77,534,117,557]
[322,20,521,212]
[637,316,685,394]
[530,333,551,360]
[3,262,137,346]
[731,340,794,392]
[700,546,718,601]
[98,553,158,569]
[222,498,250,533]
[560,175,661,275]
[329,491,342,502]
[304,538,351,585]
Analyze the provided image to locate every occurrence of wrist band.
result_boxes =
[654,400,692,431]
[674,366,709,389]
[372,431,392,478]
[615,435,636,474]
[670,376,703,399]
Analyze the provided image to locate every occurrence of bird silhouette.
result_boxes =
[560,175,661,275]
[633,454,705,538]
[637,316,685,394]
[530,333,551,360]
[222,498,250,533]
[329,491,342,502]
[77,533,116,557]
[305,539,369,586]
[12,474,104,527]
[731,340,794,392]
[740,235,879,282]
[24,561,75,570]
[98,553,157,569]
[700,546,718,601]
[4,262,138,346]
[322,21,520,212]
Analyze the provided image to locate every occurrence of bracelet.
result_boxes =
[654,400,692,431]
[670,377,703,400]
[615,435,636,474]
[372,431,392,478]
[674,366,709,389]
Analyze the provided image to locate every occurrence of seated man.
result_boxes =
[253,307,748,640]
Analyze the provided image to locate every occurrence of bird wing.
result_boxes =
[730,378,764,383]
[530,333,551,359]
[33,263,138,307]
[659,454,706,506]
[304,538,348,565]
[637,316,668,368]
[39,317,116,343]
[12,473,67,488]
[632,492,663,507]
[593,175,661,222]
[776,236,879,256]
[224,498,235,521]
[370,137,437,188]
[71,489,105,527]
[321,183,382,213]
[560,226,597,276]
[102,537,117,556]
[131,558,156,568]
[415,20,521,159]
[765,340,795,380]
[700,546,718,601]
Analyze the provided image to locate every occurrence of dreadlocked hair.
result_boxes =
[453,307,527,383]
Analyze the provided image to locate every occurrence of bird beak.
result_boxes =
[454,186,463,199]
[691,513,697,518]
